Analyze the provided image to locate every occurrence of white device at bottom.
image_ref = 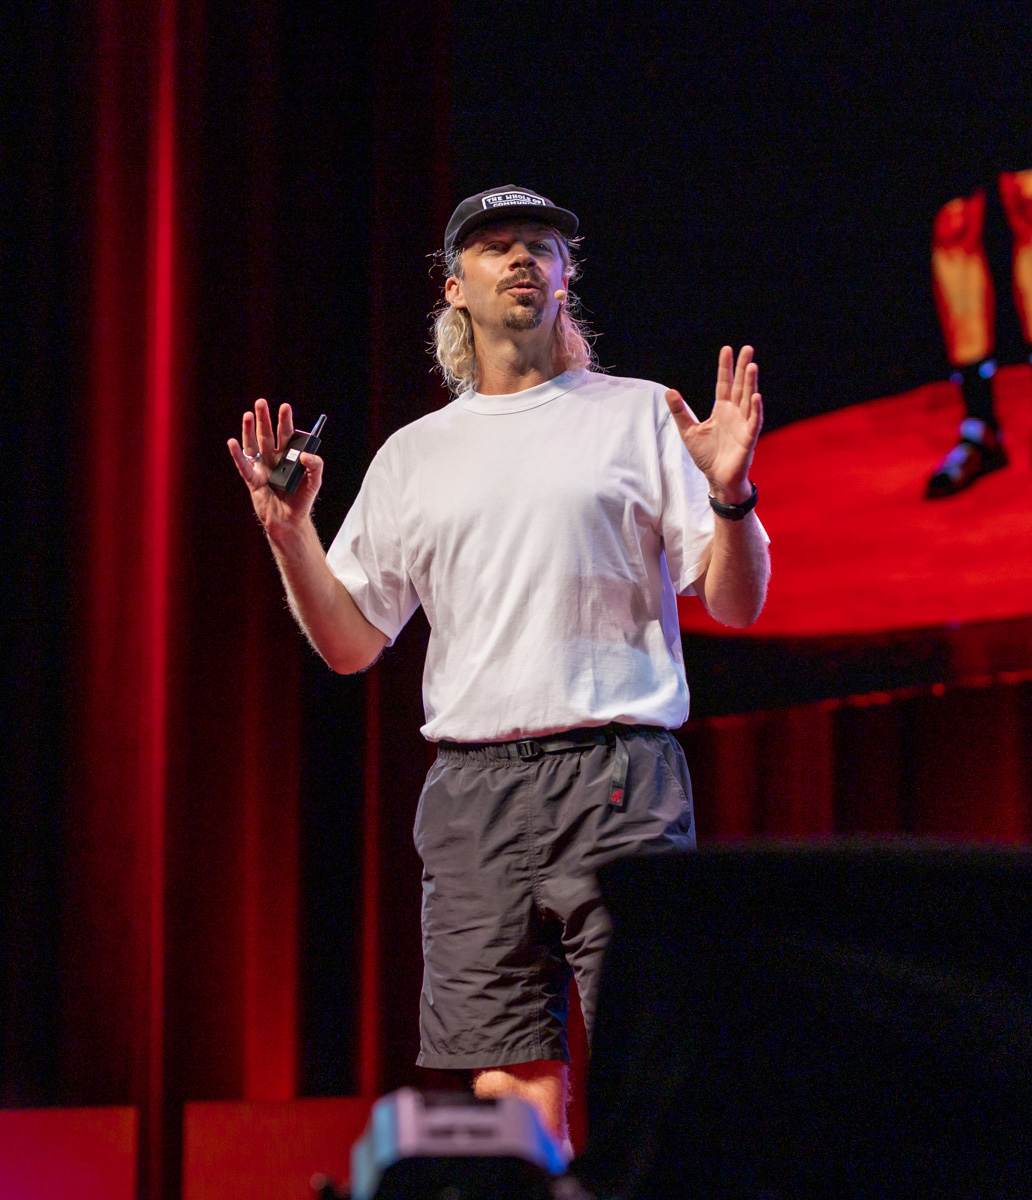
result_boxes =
[350,1088,568,1200]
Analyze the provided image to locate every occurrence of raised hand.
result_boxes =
[227,397,324,530]
[664,345,763,504]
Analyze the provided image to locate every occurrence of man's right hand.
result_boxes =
[227,397,323,534]
[227,397,387,674]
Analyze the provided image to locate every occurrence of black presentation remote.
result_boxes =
[267,414,327,494]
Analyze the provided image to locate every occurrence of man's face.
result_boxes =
[445,221,568,334]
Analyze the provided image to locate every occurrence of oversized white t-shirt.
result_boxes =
[327,368,717,742]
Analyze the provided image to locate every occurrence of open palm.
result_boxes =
[665,345,763,501]
[227,397,323,529]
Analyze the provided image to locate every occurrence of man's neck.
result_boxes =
[472,330,559,396]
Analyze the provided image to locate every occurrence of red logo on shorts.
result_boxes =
[609,789,624,807]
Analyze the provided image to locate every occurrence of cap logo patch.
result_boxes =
[482,191,546,210]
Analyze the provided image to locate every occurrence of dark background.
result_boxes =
[451,0,1032,424]
[3,2,1031,1194]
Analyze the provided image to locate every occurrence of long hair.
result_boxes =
[431,230,597,395]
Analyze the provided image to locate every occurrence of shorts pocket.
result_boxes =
[655,737,695,836]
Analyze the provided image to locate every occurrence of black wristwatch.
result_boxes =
[708,480,758,521]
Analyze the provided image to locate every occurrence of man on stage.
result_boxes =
[228,185,770,1144]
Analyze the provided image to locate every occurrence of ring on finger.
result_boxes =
[244,450,261,462]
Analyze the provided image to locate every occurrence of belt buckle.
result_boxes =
[515,739,542,761]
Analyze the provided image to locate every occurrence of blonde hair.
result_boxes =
[431,229,597,395]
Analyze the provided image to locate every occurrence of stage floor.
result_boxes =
[679,364,1032,638]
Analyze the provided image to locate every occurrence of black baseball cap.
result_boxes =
[444,185,579,255]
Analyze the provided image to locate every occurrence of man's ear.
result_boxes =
[444,276,466,309]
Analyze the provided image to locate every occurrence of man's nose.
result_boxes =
[508,242,537,265]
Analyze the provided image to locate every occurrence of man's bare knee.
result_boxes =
[473,1059,569,1140]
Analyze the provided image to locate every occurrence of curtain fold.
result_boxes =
[65,1,304,1194]
[683,679,1032,845]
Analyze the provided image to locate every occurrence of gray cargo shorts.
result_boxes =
[413,725,695,1070]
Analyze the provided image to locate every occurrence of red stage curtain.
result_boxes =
[66,2,302,1196]
[683,678,1032,845]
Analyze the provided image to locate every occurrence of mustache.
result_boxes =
[496,270,545,293]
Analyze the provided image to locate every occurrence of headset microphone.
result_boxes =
[554,289,568,301]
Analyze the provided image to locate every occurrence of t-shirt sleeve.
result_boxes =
[325,450,420,645]
[656,404,717,595]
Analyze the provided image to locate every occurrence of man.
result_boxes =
[926,170,1032,498]
[228,185,770,1143]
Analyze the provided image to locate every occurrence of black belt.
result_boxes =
[439,722,663,811]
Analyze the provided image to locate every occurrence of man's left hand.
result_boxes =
[665,345,763,504]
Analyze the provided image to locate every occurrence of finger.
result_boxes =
[741,362,759,411]
[241,410,261,458]
[665,388,700,438]
[276,402,295,452]
[749,390,764,439]
[731,345,754,407]
[227,437,259,487]
[715,345,733,404]
[254,398,278,460]
[735,391,763,450]
[296,451,325,499]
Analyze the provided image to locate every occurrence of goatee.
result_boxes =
[501,304,544,331]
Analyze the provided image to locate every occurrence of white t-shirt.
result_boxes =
[327,368,716,742]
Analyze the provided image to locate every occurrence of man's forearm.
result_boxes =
[697,511,770,628]
[266,516,388,673]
